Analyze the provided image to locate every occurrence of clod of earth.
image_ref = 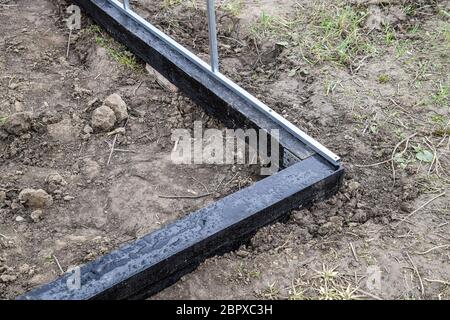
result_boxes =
[10,200,21,211]
[91,105,117,131]
[83,124,93,134]
[317,216,344,236]
[351,209,367,223]
[46,173,67,186]
[81,124,94,141]
[0,129,8,140]
[347,180,361,192]
[0,191,6,206]
[81,158,101,180]
[47,118,78,143]
[0,275,17,283]
[18,264,31,274]
[14,101,24,112]
[46,173,67,193]
[103,93,128,122]
[18,189,53,209]
[3,112,32,136]
[30,210,43,222]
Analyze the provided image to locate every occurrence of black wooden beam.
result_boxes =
[19,156,343,300]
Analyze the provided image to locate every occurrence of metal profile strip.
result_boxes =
[206,0,220,73]
[108,0,340,166]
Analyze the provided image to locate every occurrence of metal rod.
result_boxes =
[123,0,129,10]
[206,0,219,73]
[107,0,340,166]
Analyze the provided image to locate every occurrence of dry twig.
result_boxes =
[53,255,65,275]
[415,244,450,255]
[158,193,212,199]
[406,252,425,297]
[395,192,446,228]
[107,134,118,166]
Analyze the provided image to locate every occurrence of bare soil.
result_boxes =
[1,0,449,300]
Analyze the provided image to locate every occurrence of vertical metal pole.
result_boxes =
[206,0,219,73]
[123,0,130,11]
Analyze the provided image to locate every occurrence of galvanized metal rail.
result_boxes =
[110,0,340,166]
[206,0,220,73]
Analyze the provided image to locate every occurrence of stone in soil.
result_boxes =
[18,188,53,209]
[104,93,128,122]
[91,105,116,131]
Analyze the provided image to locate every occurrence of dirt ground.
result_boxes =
[1,0,449,300]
